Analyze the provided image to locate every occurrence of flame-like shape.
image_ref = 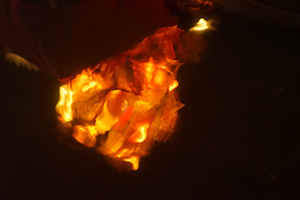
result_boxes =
[56,26,186,170]
[190,18,209,32]
[56,21,209,170]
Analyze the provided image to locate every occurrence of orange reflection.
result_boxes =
[129,122,150,143]
[56,26,185,171]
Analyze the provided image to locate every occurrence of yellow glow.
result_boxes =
[116,148,129,158]
[129,122,150,143]
[95,101,119,134]
[190,18,209,31]
[108,90,121,98]
[153,69,167,86]
[169,80,179,91]
[81,80,98,92]
[145,59,155,83]
[134,100,152,111]
[72,125,97,147]
[86,125,98,136]
[56,84,73,122]
[124,156,140,170]
[55,26,185,171]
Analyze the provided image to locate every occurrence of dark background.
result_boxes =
[1,3,300,200]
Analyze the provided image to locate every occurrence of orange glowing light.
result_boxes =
[129,123,150,143]
[56,84,73,122]
[169,80,179,92]
[56,26,185,171]
[124,156,140,171]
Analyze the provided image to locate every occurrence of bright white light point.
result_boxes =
[190,18,209,32]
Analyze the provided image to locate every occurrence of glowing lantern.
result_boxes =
[56,22,209,170]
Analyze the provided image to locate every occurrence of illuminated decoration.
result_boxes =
[190,18,209,32]
[56,23,209,171]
